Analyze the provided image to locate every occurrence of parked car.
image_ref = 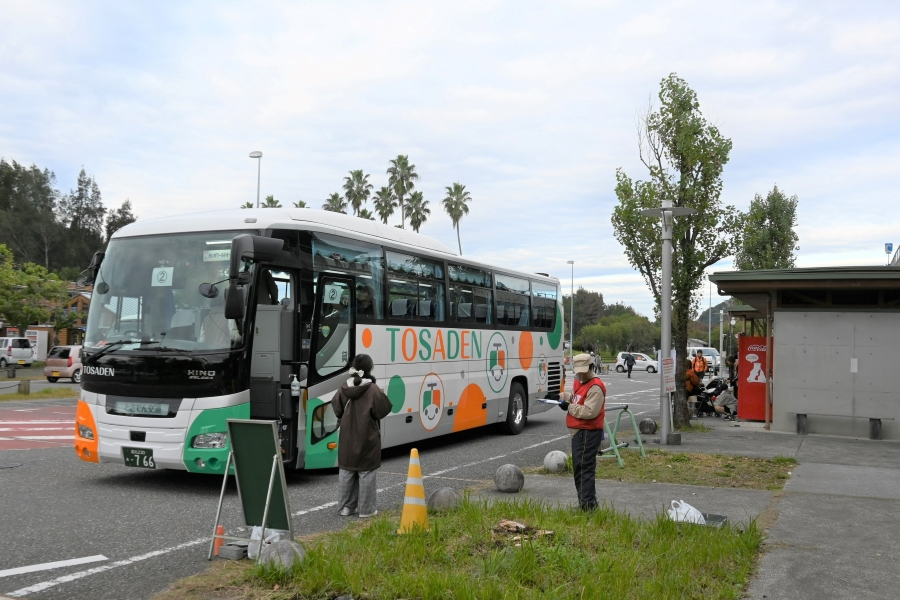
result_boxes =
[44,345,83,383]
[0,337,34,368]
[614,352,658,373]
[689,347,720,375]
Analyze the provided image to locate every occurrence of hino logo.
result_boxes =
[188,370,215,380]
[84,366,115,376]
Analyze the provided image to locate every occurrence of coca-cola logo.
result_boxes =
[747,345,767,352]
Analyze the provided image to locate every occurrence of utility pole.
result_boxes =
[641,199,695,444]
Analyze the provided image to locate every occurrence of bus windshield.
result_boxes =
[83,232,251,352]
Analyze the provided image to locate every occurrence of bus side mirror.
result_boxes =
[78,251,105,286]
[228,234,284,281]
[224,281,244,320]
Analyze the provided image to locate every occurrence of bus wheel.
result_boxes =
[501,382,527,435]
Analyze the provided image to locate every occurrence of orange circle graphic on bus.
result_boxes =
[362,328,373,348]
[519,331,533,370]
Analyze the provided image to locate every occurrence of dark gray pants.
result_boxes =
[338,468,377,516]
[571,428,603,511]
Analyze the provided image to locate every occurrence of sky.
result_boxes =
[2,1,899,317]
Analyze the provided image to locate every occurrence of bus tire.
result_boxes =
[500,382,527,435]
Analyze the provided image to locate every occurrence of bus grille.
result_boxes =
[547,362,561,392]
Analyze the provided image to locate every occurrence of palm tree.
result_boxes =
[293,200,307,208]
[239,201,254,209]
[442,182,472,254]
[386,155,419,229]
[342,170,373,216]
[406,191,430,233]
[372,186,397,224]
[358,208,376,221]
[262,195,282,208]
[322,193,348,214]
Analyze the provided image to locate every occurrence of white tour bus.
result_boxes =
[74,208,566,473]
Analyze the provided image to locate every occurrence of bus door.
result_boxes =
[304,276,355,469]
[249,268,299,464]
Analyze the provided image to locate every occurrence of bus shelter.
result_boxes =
[709,267,900,440]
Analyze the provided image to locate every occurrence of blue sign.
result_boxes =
[886,243,893,254]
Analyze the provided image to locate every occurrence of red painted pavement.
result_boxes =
[0,404,76,450]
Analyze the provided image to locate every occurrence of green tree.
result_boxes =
[406,191,430,232]
[293,200,307,208]
[106,199,137,240]
[0,245,68,335]
[343,170,373,217]
[358,208,376,221]
[734,185,799,270]
[386,155,419,229]
[0,159,62,269]
[239,201,255,209]
[611,74,740,427]
[322,193,347,214]
[372,186,397,224]
[262,195,282,208]
[57,168,106,271]
[442,182,472,255]
[575,313,660,355]
[561,287,606,340]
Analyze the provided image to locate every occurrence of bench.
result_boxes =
[794,413,894,440]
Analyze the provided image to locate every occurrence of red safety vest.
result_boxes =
[566,377,606,430]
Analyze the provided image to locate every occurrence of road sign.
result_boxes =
[886,243,893,254]
[662,357,676,393]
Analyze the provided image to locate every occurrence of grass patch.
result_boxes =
[0,387,79,401]
[595,450,796,490]
[243,499,762,600]
[676,422,712,433]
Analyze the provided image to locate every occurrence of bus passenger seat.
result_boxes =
[458,303,472,318]
[391,299,410,317]
[418,300,432,319]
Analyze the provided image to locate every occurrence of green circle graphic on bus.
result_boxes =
[485,332,509,393]
[387,375,406,414]
[418,373,444,431]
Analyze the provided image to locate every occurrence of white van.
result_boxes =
[689,347,719,375]
[0,337,34,367]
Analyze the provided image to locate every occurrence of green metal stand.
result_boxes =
[599,404,647,468]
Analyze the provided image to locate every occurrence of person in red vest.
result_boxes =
[555,353,607,511]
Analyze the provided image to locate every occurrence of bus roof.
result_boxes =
[113,208,560,284]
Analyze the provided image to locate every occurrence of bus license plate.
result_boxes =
[123,447,155,469]
[115,402,169,416]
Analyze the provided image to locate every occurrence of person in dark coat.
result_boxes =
[331,354,393,518]
[624,352,636,379]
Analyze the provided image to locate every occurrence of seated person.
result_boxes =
[685,359,700,413]
[258,270,279,305]
[356,284,376,318]
[713,389,738,419]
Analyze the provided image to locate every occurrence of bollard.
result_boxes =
[18,379,30,395]
[7,366,16,379]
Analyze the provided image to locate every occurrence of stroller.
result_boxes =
[693,377,729,418]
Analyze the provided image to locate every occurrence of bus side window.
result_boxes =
[310,402,340,444]
[474,289,492,324]
[314,279,353,377]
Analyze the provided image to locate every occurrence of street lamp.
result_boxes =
[249,151,263,207]
[641,200,696,445]
[567,260,574,369]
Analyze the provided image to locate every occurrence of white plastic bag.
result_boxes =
[248,527,286,558]
[666,500,706,525]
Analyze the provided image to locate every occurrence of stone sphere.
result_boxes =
[427,486,463,511]
[543,450,568,473]
[494,464,525,493]
[258,540,306,569]
[639,418,658,435]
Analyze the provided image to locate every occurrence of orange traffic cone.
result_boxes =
[397,448,429,534]
[213,524,225,557]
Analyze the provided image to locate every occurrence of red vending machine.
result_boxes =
[738,336,768,421]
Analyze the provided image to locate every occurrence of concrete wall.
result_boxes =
[773,311,900,440]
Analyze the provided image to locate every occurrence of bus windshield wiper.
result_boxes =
[84,339,140,364]
[132,341,210,366]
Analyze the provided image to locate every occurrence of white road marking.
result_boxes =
[4,432,573,596]
[0,556,108,579]
[0,436,73,441]
[0,428,72,432]
[4,541,206,597]
[0,421,72,425]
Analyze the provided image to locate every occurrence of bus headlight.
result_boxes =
[78,424,95,440]
[192,432,227,449]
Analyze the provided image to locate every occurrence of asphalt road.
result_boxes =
[0,369,663,600]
